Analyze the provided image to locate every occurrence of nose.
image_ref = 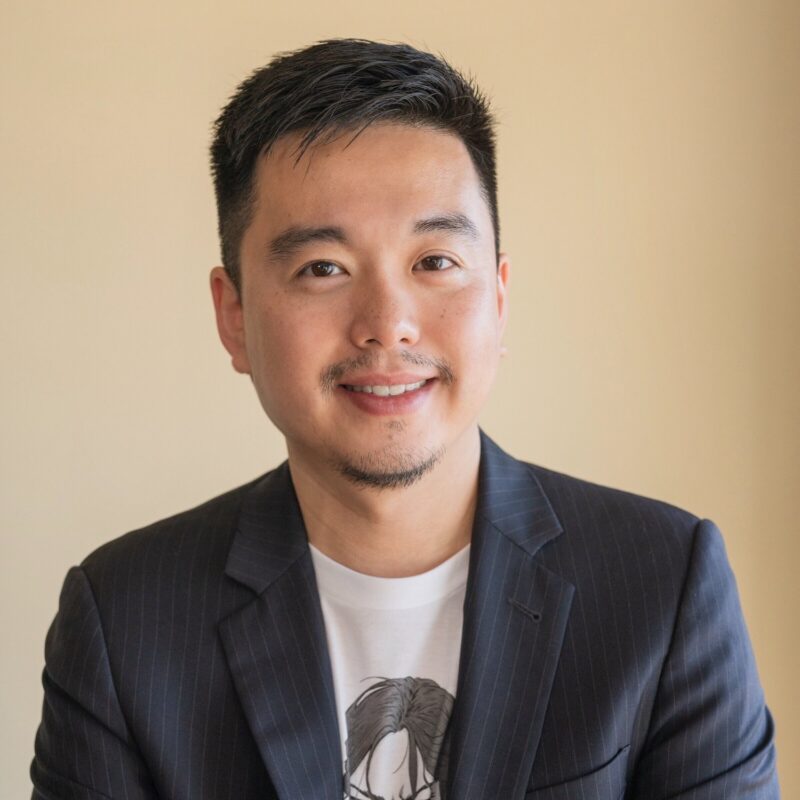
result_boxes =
[348,273,421,350]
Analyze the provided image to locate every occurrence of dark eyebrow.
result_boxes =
[267,226,348,262]
[412,212,480,241]
[266,212,480,263]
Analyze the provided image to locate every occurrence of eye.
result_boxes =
[299,261,344,278]
[415,255,457,272]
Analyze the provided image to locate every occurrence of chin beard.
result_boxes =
[334,444,445,490]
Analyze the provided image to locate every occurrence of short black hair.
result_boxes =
[210,38,499,295]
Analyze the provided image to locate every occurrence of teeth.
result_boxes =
[346,379,427,396]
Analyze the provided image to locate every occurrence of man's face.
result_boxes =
[212,122,509,487]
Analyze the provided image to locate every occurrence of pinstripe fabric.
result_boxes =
[31,430,779,799]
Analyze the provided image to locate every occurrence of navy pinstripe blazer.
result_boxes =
[32,431,779,799]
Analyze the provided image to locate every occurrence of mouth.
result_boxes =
[341,378,430,396]
[337,378,436,416]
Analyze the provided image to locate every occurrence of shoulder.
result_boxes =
[78,470,271,598]
[522,459,709,592]
[528,460,700,538]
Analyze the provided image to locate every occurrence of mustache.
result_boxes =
[320,351,455,393]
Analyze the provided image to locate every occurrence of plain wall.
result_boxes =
[2,1,797,796]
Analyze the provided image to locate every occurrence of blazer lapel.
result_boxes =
[219,462,342,800]
[444,431,575,800]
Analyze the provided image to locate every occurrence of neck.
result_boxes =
[286,426,481,577]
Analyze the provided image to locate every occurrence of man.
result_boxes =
[31,38,778,799]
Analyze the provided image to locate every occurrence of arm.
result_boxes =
[31,566,158,800]
[630,519,779,798]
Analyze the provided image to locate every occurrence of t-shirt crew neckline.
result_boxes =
[308,541,471,611]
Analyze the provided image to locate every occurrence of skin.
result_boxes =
[211,122,510,577]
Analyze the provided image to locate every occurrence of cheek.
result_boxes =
[444,289,503,405]
[241,306,296,412]
[244,298,336,398]
[442,285,502,361]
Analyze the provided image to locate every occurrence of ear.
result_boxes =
[496,252,511,346]
[210,266,251,375]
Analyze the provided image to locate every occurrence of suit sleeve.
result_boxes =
[629,519,779,798]
[31,566,158,800]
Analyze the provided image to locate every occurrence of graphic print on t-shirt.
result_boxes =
[343,676,453,800]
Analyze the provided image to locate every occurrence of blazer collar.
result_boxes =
[223,459,308,594]
[442,430,574,799]
[473,428,563,554]
[220,461,343,799]
[221,429,573,800]
[223,429,565,589]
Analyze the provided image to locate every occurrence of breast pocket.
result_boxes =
[524,744,630,800]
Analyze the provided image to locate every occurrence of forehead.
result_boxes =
[250,123,490,234]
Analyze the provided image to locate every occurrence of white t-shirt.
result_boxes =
[309,542,470,800]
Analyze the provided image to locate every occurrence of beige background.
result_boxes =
[2,1,797,796]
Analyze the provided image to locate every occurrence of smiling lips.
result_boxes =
[343,379,428,396]
[338,375,436,415]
